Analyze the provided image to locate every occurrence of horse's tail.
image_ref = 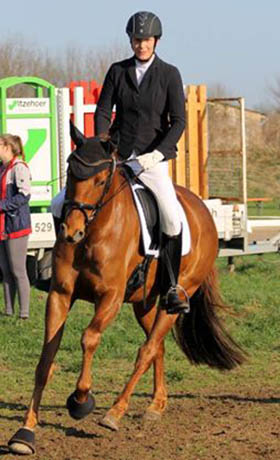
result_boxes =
[172,267,246,370]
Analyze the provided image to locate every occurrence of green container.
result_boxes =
[0,76,58,210]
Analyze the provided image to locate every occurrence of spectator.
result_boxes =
[0,134,32,319]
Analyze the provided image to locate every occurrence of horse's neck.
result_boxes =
[107,168,130,204]
[93,168,133,229]
[86,170,141,272]
[86,169,135,256]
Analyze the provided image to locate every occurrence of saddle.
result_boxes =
[131,181,161,257]
[123,168,191,257]
[122,167,191,302]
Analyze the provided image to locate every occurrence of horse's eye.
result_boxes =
[97,180,105,187]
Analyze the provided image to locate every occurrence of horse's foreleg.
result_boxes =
[133,301,168,419]
[68,289,123,419]
[101,309,177,431]
[24,292,70,427]
[8,289,73,455]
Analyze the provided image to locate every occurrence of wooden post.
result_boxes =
[168,158,174,182]
[175,127,187,187]
[187,85,200,195]
[197,85,208,198]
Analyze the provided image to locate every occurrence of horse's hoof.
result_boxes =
[143,410,162,422]
[9,442,34,455]
[99,414,119,431]
[8,428,35,455]
[66,391,95,420]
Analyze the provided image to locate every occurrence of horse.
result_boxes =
[8,126,245,455]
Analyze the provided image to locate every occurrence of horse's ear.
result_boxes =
[69,120,86,147]
[98,133,116,155]
[98,133,117,155]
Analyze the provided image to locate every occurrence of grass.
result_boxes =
[246,146,280,201]
[0,252,279,402]
[247,199,280,217]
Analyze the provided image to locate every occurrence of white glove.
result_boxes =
[137,150,164,170]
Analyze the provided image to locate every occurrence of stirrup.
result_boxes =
[161,285,190,314]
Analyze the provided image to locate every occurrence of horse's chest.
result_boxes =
[76,243,101,275]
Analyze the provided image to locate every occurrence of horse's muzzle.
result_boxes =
[60,222,85,244]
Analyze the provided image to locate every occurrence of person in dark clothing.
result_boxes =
[95,11,189,313]
[0,134,32,319]
[50,187,66,237]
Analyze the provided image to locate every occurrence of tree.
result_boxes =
[0,35,129,93]
[207,83,233,100]
[269,76,280,112]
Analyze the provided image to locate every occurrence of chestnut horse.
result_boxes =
[8,128,245,455]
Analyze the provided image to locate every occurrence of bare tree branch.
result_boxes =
[0,35,129,93]
[268,76,280,112]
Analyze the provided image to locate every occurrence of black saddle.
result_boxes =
[122,166,160,253]
[122,167,161,301]
[133,184,160,252]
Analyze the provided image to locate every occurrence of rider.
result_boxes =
[95,11,189,314]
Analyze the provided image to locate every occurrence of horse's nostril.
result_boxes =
[71,230,85,243]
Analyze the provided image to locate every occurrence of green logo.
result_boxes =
[24,129,47,163]
[8,100,18,110]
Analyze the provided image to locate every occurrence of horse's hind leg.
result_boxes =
[8,289,72,455]
[133,301,168,420]
[100,308,177,431]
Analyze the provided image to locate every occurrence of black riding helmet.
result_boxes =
[126,11,162,39]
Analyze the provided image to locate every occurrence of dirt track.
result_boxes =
[1,385,279,460]
[248,225,280,244]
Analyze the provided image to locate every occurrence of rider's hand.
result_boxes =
[137,150,164,170]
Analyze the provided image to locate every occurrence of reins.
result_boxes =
[64,156,143,228]
[64,156,117,226]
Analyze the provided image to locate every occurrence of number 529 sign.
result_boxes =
[30,213,56,248]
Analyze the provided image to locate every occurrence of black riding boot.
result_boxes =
[159,231,190,314]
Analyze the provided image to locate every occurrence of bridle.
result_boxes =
[64,156,117,227]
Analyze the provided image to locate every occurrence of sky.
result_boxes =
[1,0,280,110]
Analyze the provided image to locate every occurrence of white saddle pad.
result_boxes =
[130,182,191,258]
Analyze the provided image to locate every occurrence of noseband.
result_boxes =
[64,157,116,227]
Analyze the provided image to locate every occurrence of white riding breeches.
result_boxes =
[137,162,182,236]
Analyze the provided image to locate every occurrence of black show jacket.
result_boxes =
[95,54,186,160]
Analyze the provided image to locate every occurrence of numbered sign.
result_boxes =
[30,213,56,248]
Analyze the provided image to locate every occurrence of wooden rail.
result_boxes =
[171,85,208,198]
[247,197,272,215]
